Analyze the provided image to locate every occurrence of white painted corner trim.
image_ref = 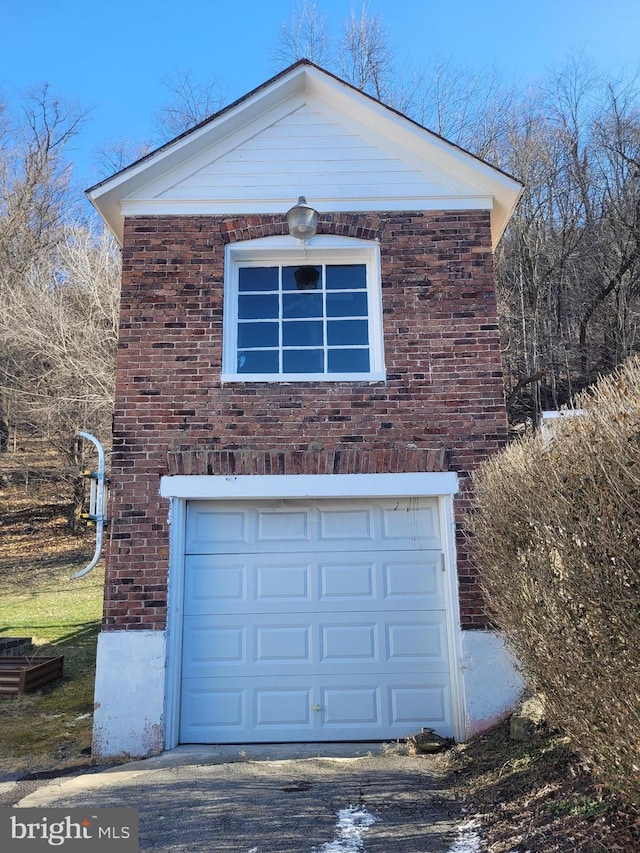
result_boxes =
[160,471,459,500]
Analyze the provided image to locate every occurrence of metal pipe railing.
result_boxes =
[73,430,107,578]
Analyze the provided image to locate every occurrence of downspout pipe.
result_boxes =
[73,431,106,579]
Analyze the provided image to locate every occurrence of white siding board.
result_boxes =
[121,197,491,218]
[173,161,416,189]
[157,181,453,202]
[198,150,391,167]
[193,147,399,168]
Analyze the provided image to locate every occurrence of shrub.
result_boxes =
[468,356,640,806]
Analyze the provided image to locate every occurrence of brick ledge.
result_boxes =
[166,448,448,476]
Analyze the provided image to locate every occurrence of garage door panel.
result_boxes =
[185,552,445,614]
[257,509,310,543]
[185,624,246,668]
[256,624,312,663]
[386,620,449,665]
[321,623,377,663]
[187,508,251,553]
[318,507,375,542]
[187,503,316,554]
[186,498,442,554]
[390,683,450,728]
[322,684,380,726]
[180,674,453,742]
[381,502,439,545]
[319,561,375,600]
[183,612,449,678]
[184,555,313,612]
[181,681,316,742]
[256,688,313,729]
[183,617,312,677]
[320,677,452,733]
[383,556,443,599]
[256,561,311,602]
[184,556,247,607]
[182,686,245,734]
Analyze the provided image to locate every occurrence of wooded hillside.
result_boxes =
[2,7,640,469]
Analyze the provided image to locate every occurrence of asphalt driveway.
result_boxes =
[9,744,479,852]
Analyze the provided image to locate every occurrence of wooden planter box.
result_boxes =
[0,637,32,656]
[0,656,64,695]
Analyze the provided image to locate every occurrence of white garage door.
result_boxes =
[180,497,454,743]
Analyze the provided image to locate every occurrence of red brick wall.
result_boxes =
[105,211,507,631]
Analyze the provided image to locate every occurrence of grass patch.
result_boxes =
[0,479,104,777]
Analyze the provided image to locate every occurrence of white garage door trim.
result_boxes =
[160,472,463,748]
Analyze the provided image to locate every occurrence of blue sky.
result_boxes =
[2,0,639,198]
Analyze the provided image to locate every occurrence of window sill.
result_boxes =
[220,371,387,384]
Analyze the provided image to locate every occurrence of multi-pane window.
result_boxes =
[237,263,369,375]
[222,236,384,382]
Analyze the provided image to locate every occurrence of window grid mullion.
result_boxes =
[322,265,328,373]
[278,266,283,373]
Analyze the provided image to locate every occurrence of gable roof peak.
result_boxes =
[87,60,522,248]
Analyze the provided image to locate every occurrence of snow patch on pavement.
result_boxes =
[447,819,484,852]
[314,805,378,852]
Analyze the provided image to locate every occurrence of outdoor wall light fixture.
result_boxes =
[294,265,320,290]
[286,196,318,240]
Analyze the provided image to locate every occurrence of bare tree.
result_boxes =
[273,1,421,112]
[494,59,640,423]
[92,69,226,181]
[0,86,86,450]
[495,77,593,421]
[152,69,227,141]
[0,85,85,286]
[408,54,514,160]
[0,223,119,439]
[577,78,640,374]
[92,137,154,181]
[338,3,395,101]
[0,222,120,519]
[271,0,332,68]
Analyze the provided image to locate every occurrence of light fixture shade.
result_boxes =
[294,265,320,290]
[286,196,318,240]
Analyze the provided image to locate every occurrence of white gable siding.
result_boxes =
[153,105,466,205]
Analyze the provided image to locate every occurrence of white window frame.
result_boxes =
[221,235,385,382]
